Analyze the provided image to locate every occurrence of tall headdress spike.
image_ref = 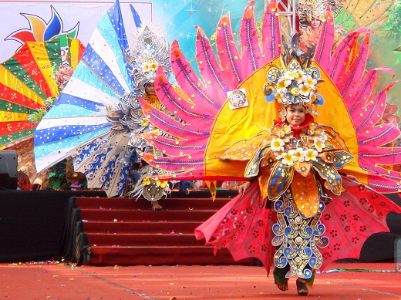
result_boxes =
[126,26,171,93]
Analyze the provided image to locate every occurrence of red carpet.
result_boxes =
[1,263,400,299]
[76,196,236,265]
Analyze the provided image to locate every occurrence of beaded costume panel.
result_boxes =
[272,184,329,279]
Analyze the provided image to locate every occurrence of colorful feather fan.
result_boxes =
[34,1,139,197]
[0,34,84,149]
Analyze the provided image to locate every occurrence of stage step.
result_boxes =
[73,195,239,266]
[80,208,217,222]
[88,245,236,266]
[77,197,230,210]
[87,233,205,246]
[83,221,201,234]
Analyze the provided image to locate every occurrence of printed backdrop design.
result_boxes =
[0,0,152,62]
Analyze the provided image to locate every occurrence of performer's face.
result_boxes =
[311,18,321,29]
[145,82,155,95]
[286,104,306,126]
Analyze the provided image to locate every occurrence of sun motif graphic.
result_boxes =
[5,5,80,45]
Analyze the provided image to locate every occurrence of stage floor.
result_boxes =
[1,263,400,299]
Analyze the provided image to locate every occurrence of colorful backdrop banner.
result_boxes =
[0,0,152,63]
[1,0,400,104]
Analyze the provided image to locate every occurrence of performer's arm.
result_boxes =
[238,176,257,194]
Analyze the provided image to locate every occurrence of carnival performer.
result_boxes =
[123,26,173,210]
[196,55,356,295]
[139,0,401,296]
[34,23,173,207]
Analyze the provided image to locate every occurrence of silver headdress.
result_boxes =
[116,27,172,203]
[107,27,172,149]
[126,26,171,93]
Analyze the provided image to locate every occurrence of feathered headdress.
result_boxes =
[264,56,324,117]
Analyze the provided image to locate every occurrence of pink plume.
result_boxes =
[361,146,401,161]
[195,27,229,100]
[149,110,208,140]
[157,170,206,181]
[146,134,205,158]
[360,146,401,165]
[216,14,244,86]
[348,69,378,113]
[356,82,397,131]
[171,40,220,111]
[262,0,281,63]
[146,132,207,148]
[327,31,359,82]
[365,175,401,193]
[314,8,334,71]
[141,152,204,172]
[240,0,263,75]
[358,123,400,147]
[154,68,214,129]
[337,33,370,97]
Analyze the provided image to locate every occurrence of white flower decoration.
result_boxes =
[284,70,298,80]
[293,148,305,162]
[299,84,312,97]
[304,149,318,161]
[271,138,285,152]
[314,137,326,152]
[320,131,328,142]
[304,75,317,88]
[142,59,158,72]
[277,79,291,90]
[282,151,295,166]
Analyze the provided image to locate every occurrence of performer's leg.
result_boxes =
[305,269,316,287]
[151,200,163,211]
[296,269,316,296]
[273,265,290,291]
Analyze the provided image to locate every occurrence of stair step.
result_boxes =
[82,221,201,234]
[80,209,216,222]
[74,194,243,266]
[76,197,230,210]
[87,233,204,246]
[167,190,238,198]
[88,245,237,265]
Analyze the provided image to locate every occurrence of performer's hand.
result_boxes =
[238,181,251,195]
